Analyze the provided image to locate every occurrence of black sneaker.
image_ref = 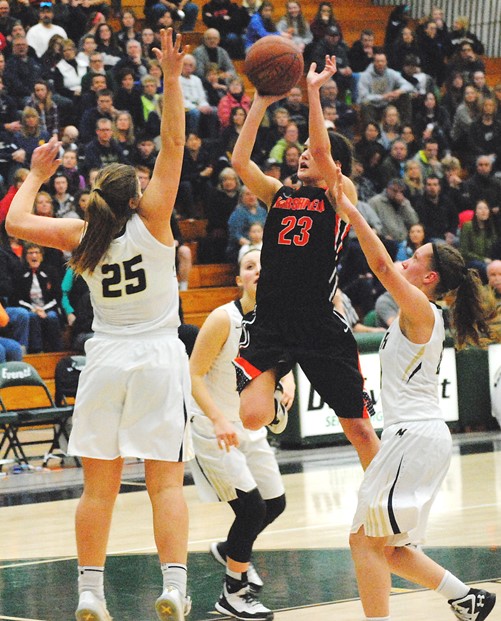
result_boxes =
[449,588,496,621]
[267,383,288,434]
[215,584,273,620]
[209,542,264,593]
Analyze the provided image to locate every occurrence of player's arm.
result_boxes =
[306,56,356,220]
[138,29,185,243]
[190,308,240,451]
[333,167,435,339]
[6,137,84,252]
[232,94,282,208]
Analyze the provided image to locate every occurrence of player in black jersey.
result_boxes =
[232,55,380,471]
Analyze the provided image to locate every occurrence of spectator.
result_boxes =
[269,121,303,163]
[201,0,249,59]
[146,0,198,32]
[76,33,97,69]
[83,116,129,174]
[193,28,236,82]
[396,221,428,261]
[177,132,214,219]
[216,105,247,171]
[358,48,413,126]
[448,15,485,57]
[0,167,28,222]
[352,158,378,203]
[0,301,23,361]
[377,104,402,151]
[39,32,64,80]
[26,1,66,59]
[114,67,144,130]
[10,107,50,180]
[416,19,447,86]
[400,123,419,158]
[80,51,113,93]
[441,71,465,121]
[130,134,158,171]
[94,22,123,68]
[451,84,482,159]
[201,166,240,263]
[309,2,342,45]
[310,25,352,95]
[412,91,452,155]
[4,35,42,108]
[226,185,267,263]
[275,1,312,53]
[244,0,281,51]
[15,242,63,353]
[459,198,498,280]
[26,79,59,136]
[79,88,117,144]
[237,221,263,261]
[0,0,16,39]
[441,154,468,216]
[31,190,65,277]
[51,171,78,219]
[280,144,300,181]
[319,79,356,139]
[140,26,156,60]
[113,38,148,82]
[61,266,93,353]
[403,159,424,206]
[280,86,309,142]
[52,0,88,43]
[348,29,375,74]
[368,178,419,244]
[57,147,86,196]
[333,288,385,334]
[116,9,140,53]
[383,3,409,62]
[217,76,251,129]
[466,97,501,168]
[390,26,420,71]
[112,110,136,160]
[447,39,486,84]
[414,174,459,244]
[201,62,228,107]
[413,138,443,180]
[472,70,492,98]
[53,38,87,102]
[180,53,219,138]
[399,54,436,117]
[374,290,399,328]
[462,155,501,221]
[354,121,386,191]
[0,75,20,136]
[378,139,408,187]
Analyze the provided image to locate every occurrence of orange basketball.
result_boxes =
[244,36,304,96]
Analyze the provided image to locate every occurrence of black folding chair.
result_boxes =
[0,361,74,465]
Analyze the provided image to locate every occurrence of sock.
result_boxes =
[225,568,248,593]
[161,563,187,597]
[436,570,469,602]
[178,281,188,291]
[78,566,105,600]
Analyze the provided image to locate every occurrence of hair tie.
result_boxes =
[93,187,105,199]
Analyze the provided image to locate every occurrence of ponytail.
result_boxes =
[431,243,493,348]
[70,163,138,274]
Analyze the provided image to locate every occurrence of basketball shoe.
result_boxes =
[449,588,496,620]
[155,586,192,621]
[75,591,112,621]
[215,582,274,620]
[210,542,264,593]
[267,383,288,434]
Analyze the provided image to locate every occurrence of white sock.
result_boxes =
[78,566,105,600]
[435,570,469,601]
[161,563,187,597]
[178,281,188,291]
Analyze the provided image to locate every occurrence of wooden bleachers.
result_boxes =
[181,285,239,327]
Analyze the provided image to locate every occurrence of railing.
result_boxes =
[372,0,501,57]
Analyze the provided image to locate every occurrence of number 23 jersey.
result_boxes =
[83,213,180,335]
[257,185,349,312]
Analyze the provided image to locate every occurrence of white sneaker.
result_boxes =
[210,542,264,592]
[155,586,191,621]
[267,383,288,434]
[75,591,112,621]
[215,583,274,620]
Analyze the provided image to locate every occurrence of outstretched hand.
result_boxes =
[30,136,62,182]
[152,28,186,80]
[307,56,337,89]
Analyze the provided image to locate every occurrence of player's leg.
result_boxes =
[239,368,277,430]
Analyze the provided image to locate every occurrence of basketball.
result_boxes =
[244,36,304,96]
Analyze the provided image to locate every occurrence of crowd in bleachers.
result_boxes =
[0,0,500,355]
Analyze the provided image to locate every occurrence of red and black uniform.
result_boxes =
[235,185,373,419]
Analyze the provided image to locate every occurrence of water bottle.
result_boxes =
[345,89,352,105]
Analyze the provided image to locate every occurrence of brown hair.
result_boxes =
[70,163,139,274]
[431,243,493,348]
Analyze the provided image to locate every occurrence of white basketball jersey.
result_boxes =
[379,303,445,428]
[192,301,242,422]
[83,214,179,335]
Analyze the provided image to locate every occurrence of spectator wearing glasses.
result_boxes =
[26,2,67,59]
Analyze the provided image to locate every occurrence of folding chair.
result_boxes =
[0,361,74,465]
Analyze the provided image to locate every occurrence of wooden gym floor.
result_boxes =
[0,432,500,620]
